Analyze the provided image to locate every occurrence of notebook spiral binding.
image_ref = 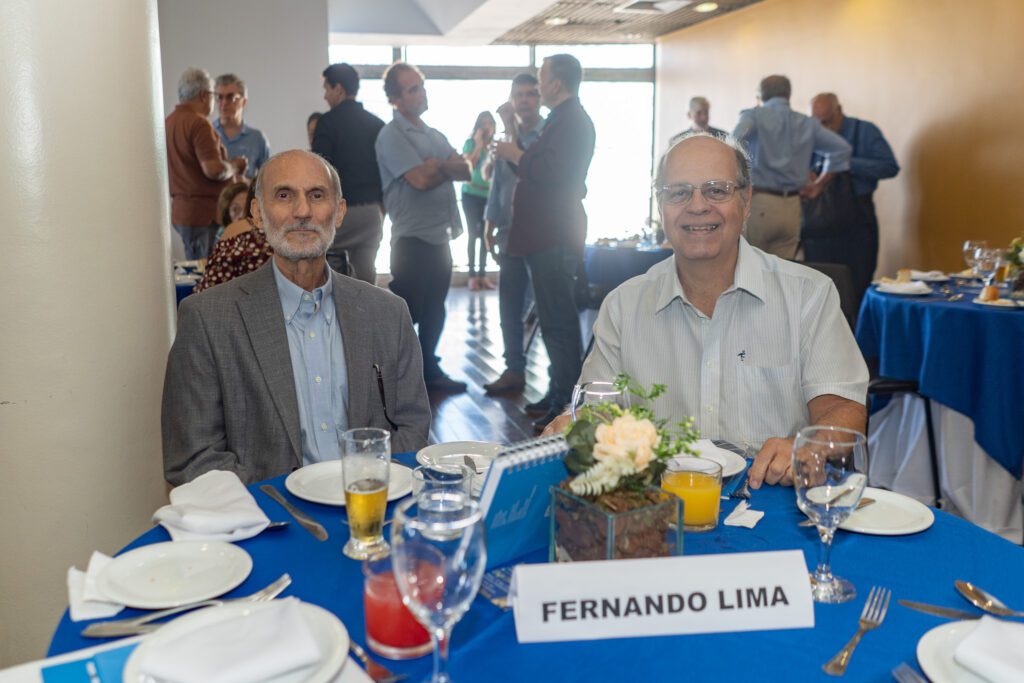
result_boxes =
[496,435,569,471]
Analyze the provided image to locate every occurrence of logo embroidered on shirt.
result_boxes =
[737,350,747,362]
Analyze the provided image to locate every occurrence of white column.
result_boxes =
[0,0,172,665]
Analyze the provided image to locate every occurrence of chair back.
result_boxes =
[802,261,858,328]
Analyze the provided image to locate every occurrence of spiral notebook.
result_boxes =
[479,435,569,570]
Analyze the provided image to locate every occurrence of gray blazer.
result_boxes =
[161,263,431,485]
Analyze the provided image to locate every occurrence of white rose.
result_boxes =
[592,414,659,469]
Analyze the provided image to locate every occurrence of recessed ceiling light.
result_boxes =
[544,16,570,26]
[694,1,719,11]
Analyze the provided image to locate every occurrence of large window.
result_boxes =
[326,44,655,273]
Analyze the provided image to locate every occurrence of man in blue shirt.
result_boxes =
[733,75,851,260]
[481,73,545,396]
[214,74,271,179]
[811,92,900,292]
[375,63,472,393]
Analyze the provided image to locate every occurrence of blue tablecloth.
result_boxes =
[49,452,1024,682]
[175,281,193,307]
[584,245,672,290]
[856,285,1024,476]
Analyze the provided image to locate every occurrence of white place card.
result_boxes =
[511,550,814,643]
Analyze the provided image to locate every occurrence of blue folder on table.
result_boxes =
[478,435,569,570]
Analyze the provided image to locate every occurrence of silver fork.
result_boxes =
[823,585,891,676]
[81,573,291,638]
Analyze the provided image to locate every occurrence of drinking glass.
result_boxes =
[570,381,630,421]
[661,458,723,531]
[974,247,1002,286]
[392,491,486,683]
[340,428,391,560]
[792,426,868,604]
[963,240,987,274]
[411,464,474,498]
[363,554,432,659]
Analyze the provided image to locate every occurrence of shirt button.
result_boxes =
[315,376,322,384]
[309,331,316,338]
[303,294,311,301]
[706,405,714,413]
[705,361,712,368]
[285,315,292,321]
[320,422,328,431]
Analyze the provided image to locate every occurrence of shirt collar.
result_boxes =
[654,237,766,314]
[272,259,334,322]
[213,119,249,137]
[393,110,424,132]
[763,97,791,110]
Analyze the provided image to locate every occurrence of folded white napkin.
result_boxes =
[953,615,1024,683]
[724,501,764,529]
[67,551,125,622]
[154,470,270,542]
[139,598,322,683]
[877,281,933,295]
[910,269,946,280]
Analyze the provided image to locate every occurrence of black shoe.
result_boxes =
[424,374,467,393]
[532,406,566,432]
[524,395,553,416]
[483,370,526,395]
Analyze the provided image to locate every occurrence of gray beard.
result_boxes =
[265,222,336,260]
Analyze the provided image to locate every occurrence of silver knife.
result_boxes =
[898,599,981,620]
[260,485,328,541]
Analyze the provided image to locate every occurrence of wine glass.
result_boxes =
[792,426,868,604]
[974,247,1002,286]
[391,491,486,683]
[570,381,630,421]
[963,240,987,275]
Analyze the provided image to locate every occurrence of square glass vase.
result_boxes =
[549,485,683,562]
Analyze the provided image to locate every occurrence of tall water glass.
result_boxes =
[570,381,630,421]
[792,426,868,604]
[974,247,1002,286]
[392,492,486,683]
[340,428,391,560]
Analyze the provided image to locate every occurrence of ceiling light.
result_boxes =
[544,16,570,26]
[694,2,719,11]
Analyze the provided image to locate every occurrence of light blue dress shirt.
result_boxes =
[733,98,851,192]
[214,120,271,179]
[483,119,545,251]
[272,261,349,465]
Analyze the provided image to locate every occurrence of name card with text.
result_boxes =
[511,550,813,643]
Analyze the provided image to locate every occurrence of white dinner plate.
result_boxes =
[876,284,934,296]
[285,461,413,507]
[96,541,252,609]
[916,620,986,683]
[839,487,935,535]
[672,441,747,478]
[912,273,951,283]
[416,441,503,474]
[123,600,348,683]
[972,297,1024,308]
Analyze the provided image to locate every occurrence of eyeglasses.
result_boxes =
[657,180,745,206]
[216,93,242,103]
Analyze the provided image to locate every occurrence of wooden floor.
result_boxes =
[427,285,551,445]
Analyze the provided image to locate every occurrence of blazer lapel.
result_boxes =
[237,265,302,463]
[333,274,373,427]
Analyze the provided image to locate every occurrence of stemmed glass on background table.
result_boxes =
[962,239,987,276]
[792,426,869,604]
[392,491,486,683]
[973,247,1004,287]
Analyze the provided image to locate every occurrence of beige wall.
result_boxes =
[656,0,1024,275]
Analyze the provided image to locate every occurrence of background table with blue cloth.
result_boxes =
[856,286,1024,541]
[50,452,1024,682]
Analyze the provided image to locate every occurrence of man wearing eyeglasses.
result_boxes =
[213,74,271,179]
[166,68,248,259]
[545,133,868,489]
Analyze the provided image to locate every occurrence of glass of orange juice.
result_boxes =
[661,458,723,531]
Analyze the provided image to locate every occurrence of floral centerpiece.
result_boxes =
[550,375,700,562]
[1007,236,1024,298]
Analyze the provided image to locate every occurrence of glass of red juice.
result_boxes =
[363,554,432,659]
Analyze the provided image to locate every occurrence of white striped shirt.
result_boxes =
[580,238,868,447]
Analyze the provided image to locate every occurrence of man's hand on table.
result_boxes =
[747,437,795,489]
[541,413,571,437]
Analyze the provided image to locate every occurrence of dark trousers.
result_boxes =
[858,194,880,291]
[802,193,878,302]
[389,237,452,379]
[173,224,218,260]
[524,245,583,405]
[462,193,489,276]
[497,253,533,375]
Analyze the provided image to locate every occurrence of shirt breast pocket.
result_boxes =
[735,364,802,445]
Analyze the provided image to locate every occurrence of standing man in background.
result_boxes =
[732,75,851,260]
[810,92,900,291]
[314,64,386,284]
[492,54,595,428]
[166,67,247,259]
[213,73,271,180]
[375,62,471,393]
[670,96,727,144]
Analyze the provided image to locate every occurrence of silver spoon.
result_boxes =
[955,580,1024,617]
